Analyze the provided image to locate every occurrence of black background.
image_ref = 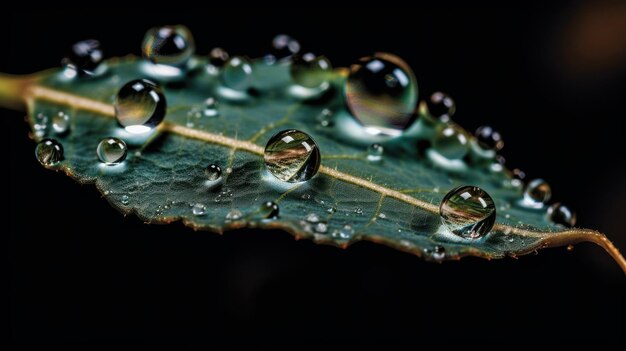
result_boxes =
[4,5,626,346]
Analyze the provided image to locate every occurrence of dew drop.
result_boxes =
[432,245,446,260]
[97,137,127,165]
[203,97,219,117]
[522,179,551,207]
[547,203,576,227]
[35,138,64,167]
[426,92,455,122]
[290,53,332,89]
[52,112,70,134]
[114,79,166,133]
[354,207,363,215]
[305,213,320,223]
[269,34,300,62]
[475,126,504,151]
[264,129,321,182]
[209,47,229,68]
[314,222,328,233]
[333,224,354,240]
[440,185,496,239]
[62,39,104,76]
[192,203,207,216]
[346,53,418,136]
[378,213,387,219]
[221,56,253,91]
[142,25,195,67]
[34,113,48,136]
[205,164,222,181]
[121,194,130,205]
[367,143,384,162]
[327,207,336,214]
[432,124,470,160]
[226,209,243,221]
[260,201,279,219]
[316,108,333,127]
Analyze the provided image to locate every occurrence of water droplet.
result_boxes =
[426,92,455,122]
[203,97,219,117]
[62,39,104,76]
[35,138,64,167]
[270,34,300,61]
[378,213,387,219]
[301,193,312,200]
[121,195,130,205]
[346,53,418,136]
[332,224,354,239]
[264,129,321,182]
[495,155,506,165]
[97,137,127,165]
[260,201,279,219]
[142,25,195,67]
[367,143,384,162]
[432,245,446,260]
[354,207,363,215]
[306,213,320,223]
[432,124,469,160]
[221,56,253,91]
[547,203,576,227]
[205,164,222,181]
[314,222,328,233]
[34,113,48,136]
[115,79,166,133]
[327,207,336,214]
[475,126,504,151]
[291,53,331,89]
[209,47,229,68]
[522,179,551,207]
[225,209,243,221]
[52,112,70,134]
[567,244,575,251]
[316,108,333,127]
[192,203,207,216]
[440,185,496,239]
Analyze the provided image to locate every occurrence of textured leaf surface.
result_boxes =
[14,56,624,267]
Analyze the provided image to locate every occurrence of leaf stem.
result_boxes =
[0,73,34,111]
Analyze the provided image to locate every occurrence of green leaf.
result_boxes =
[1,55,624,273]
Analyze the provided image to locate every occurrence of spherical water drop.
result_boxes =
[142,25,195,67]
[432,245,446,260]
[221,56,253,91]
[440,185,496,239]
[475,126,504,151]
[264,129,321,183]
[205,164,222,181]
[432,124,470,160]
[547,203,576,227]
[426,92,455,122]
[290,53,331,89]
[35,138,64,167]
[192,203,207,216]
[317,108,333,127]
[522,179,551,206]
[97,137,127,165]
[209,47,229,67]
[226,209,243,221]
[62,39,104,76]
[260,201,279,219]
[52,112,70,134]
[203,97,219,117]
[346,53,418,136]
[270,34,300,61]
[121,195,130,205]
[114,79,166,133]
[367,143,384,162]
[305,213,320,223]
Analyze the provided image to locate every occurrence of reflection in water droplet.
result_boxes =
[522,179,551,207]
[346,53,418,136]
[317,108,333,127]
[426,92,455,122]
[475,126,504,151]
[121,195,130,205]
[305,213,320,223]
[332,224,354,239]
[432,124,469,160]
[209,47,230,68]
[97,137,127,165]
[192,203,207,216]
[547,203,576,227]
[52,112,70,134]
[440,185,496,239]
[226,209,243,221]
[62,39,104,76]
[221,56,253,91]
[34,113,48,137]
[115,79,166,133]
[433,245,446,260]
[203,97,219,117]
[142,25,195,67]
[35,138,64,167]
[367,143,384,162]
[205,164,222,181]
[291,53,331,89]
[264,129,321,182]
[260,201,279,219]
[270,34,300,62]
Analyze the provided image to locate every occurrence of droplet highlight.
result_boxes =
[264,129,321,183]
[270,34,300,62]
[35,138,64,167]
[97,137,127,165]
[209,47,229,68]
[547,203,576,227]
[522,179,551,207]
[367,143,384,162]
[114,79,166,133]
[440,185,496,239]
[192,203,207,216]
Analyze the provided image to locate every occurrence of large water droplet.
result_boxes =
[346,53,418,136]
[205,164,222,181]
[440,185,496,239]
[52,111,70,134]
[522,179,551,207]
[62,39,104,76]
[260,201,279,219]
[192,203,207,216]
[426,92,455,122]
[367,143,384,162]
[290,53,331,89]
[547,203,576,227]
[221,56,253,91]
[475,126,504,151]
[270,34,300,62]
[115,79,166,133]
[264,129,321,182]
[432,124,469,160]
[142,25,195,67]
[97,137,127,165]
[35,138,64,167]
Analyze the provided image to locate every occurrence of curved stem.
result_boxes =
[0,73,35,111]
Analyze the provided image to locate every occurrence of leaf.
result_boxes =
[1,55,624,273]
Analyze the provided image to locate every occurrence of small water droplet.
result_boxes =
[547,203,576,227]
[426,91,456,122]
[367,143,384,162]
[314,222,328,233]
[62,39,104,76]
[327,207,336,214]
[378,213,387,219]
[221,56,253,91]
[522,179,551,207]
[192,203,207,216]
[34,113,48,137]
[115,79,166,133]
[316,108,333,127]
[225,209,243,221]
[35,138,64,167]
[205,164,222,181]
[432,245,446,260]
[290,52,332,89]
[209,47,229,68]
[203,97,219,117]
[269,34,300,62]
[440,185,496,239]
[52,112,70,134]
[505,214,511,219]
[305,213,320,223]
[346,53,418,136]
[507,237,515,243]
[432,124,469,160]
[567,244,575,251]
[260,201,279,219]
[142,25,195,67]
[264,129,321,182]
[354,207,363,215]
[332,224,354,239]
[433,187,440,193]
[121,194,130,205]
[301,193,312,200]
[104,190,110,195]
[475,126,504,151]
[97,137,127,165]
